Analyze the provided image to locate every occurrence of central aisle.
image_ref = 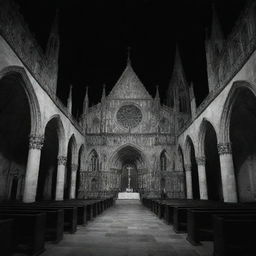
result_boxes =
[42,200,212,256]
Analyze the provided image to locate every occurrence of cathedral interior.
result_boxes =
[1,0,256,255]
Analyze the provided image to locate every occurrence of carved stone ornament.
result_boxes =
[71,164,78,172]
[29,135,44,149]
[58,156,67,166]
[217,143,232,155]
[196,157,206,166]
[184,164,192,172]
[116,104,142,129]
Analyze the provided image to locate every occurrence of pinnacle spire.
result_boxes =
[67,84,72,114]
[83,86,89,114]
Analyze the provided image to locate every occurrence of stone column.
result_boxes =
[218,143,238,202]
[196,157,208,200]
[184,164,193,199]
[23,135,44,203]
[69,164,78,199]
[55,156,67,200]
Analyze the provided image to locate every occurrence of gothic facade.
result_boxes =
[78,59,186,199]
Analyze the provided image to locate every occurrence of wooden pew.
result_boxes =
[0,213,46,256]
[0,219,13,256]
[213,214,256,256]
[187,208,256,245]
[0,207,64,243]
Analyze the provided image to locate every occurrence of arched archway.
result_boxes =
[37,116,65,201]
[109,144,147,193]
[221,82,256,202]
[160,150,167,172]
[76,144,85,198]
[0,71,39,201]
[185,136,200,199]
[199,120,222,201]
[64,134,77,199]
[178,146,186,194]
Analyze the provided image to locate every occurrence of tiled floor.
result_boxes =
[42,200,213,256]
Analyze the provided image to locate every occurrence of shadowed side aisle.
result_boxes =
[42,200,212,256]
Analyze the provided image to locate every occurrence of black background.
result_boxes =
[14,0,246,117]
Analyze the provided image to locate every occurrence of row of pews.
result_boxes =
[142,198,256,256]
[0,197,114,256]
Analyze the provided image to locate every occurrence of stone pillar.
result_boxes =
[55,156,67,200]
[70,164,78,199]
[218,143,238,202]
[196,157,208,200]
[23,135,44,203]
[184,164,193,199]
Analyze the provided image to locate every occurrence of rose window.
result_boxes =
[116,105,142,129]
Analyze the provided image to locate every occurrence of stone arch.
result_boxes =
[184,135,200,199]
[108,143,148,169]
[220,81,256,202]
[36,115,65,201]
[108,143,148,192]
[88,149,100,172]
[160,150,167,172]
[64,134,78,199]
[0,66,42,135]
[76,144,85,198]
[199,119,222,201]
[220,80,256,144]
[0,66,42,201]
[198,118,217,158]
[43,114,66,156]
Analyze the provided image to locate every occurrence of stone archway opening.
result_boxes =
[0,74,31,201]
[229,87,256,202]
[186,137,200,199]
[203,122,223,201]
[36,118,59,201]
[111,145,146,193]
[64,135,77,200]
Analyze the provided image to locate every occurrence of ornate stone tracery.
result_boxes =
[58,156,67,166]
[116,104,142,129]
[217,143,232,155]
[29,135,44,149]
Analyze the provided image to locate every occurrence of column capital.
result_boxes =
[184,164,192,172]
[218,143,232,155]
[196,156,206,166]
[71,164,78,172]
[29,134,44,149]
[58,156,67,166]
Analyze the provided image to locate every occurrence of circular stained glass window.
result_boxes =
[116,104,142,129]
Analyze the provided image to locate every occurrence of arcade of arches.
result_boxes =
[1,1,256,206]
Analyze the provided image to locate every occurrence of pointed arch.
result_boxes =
[88,149,100,172]
[0,66,42,135]
[76,144,85,198]
[160,150,167,172]
[184,135,200,199]
[220,81,256,202]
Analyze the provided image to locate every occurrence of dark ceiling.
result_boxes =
[14,0,246,117]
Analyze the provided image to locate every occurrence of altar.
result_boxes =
[117,192,140,199]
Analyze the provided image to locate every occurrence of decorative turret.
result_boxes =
[168,44,190,115]
[83,86,89,115]
[205,4,224,92]
[67,85,72,114]
[189,82,196,118]
[154,85,160,110]
[46,10,60,94]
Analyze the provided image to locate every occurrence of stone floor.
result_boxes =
[42,200,213,256]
